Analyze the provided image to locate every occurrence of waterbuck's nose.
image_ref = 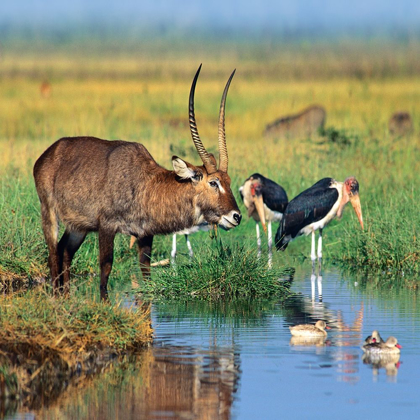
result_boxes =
[233,212,242,225]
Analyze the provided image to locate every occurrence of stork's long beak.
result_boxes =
[253,194,267,233]
[350,193,364,230]
[130,236,136,249]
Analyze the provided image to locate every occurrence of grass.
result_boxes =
[0,42,419,290]
[0,289,153,352]
[1,37,419,416]
[138,241,293,300]
[0,287,153,403]
[339,188,420,273]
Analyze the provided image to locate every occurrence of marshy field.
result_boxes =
[1,39,420,417]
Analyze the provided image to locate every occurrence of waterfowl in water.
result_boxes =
[289,320,330,337]
[362,336,402,355]
[363,330,384,345]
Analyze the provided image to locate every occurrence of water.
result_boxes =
[12,268,420,419]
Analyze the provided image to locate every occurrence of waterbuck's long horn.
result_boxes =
[189,64,217,173]
[218,69,235,173]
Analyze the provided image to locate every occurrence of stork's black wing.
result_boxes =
[262,179,288,213]
[275,178,337,249]
[247,173,288,213]
[282,184,339,239]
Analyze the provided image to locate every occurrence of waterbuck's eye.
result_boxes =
[209,180,219,189]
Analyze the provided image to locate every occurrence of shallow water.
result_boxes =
[10,268,420,419]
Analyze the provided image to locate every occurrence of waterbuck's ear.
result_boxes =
[172,156,203,181]
[208,153,217,169]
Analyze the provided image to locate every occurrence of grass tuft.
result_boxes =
[0,288,153,353]
[139,242,293,300]
[337,189,420,274]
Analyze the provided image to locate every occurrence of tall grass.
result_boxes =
[0,45,419,288]
[140,241,293,300]
[339,188,420,273]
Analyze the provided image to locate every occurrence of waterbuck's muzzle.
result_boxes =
[219,210,242,230]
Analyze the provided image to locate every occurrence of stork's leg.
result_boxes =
[311,230,316,273]
[311,273,316,302]
[268,220,272,268]
[317,273,323,302]
[256,223,261,258]
[185,234,194,259]
[171,234,177,264]
[317,228,323,273]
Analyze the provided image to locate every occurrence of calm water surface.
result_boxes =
[20,268,420,419]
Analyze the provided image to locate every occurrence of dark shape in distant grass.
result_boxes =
[389,111,413,137]
[318,126,357,146]
[264,105,326,140]
[138,242,293,300]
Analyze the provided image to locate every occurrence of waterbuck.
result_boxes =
[33,65,242,299]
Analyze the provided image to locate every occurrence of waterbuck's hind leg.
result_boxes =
[137,235,154,280]
[98,228,116,300]
[39,202,62,294]
[58,230,87,295]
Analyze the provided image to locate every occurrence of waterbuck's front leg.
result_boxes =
[137,235,154,279]
[98,228,116,300]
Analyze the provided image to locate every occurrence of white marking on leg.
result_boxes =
[171,234,177,264]
[185,234,194,258]
[311,230,316,261]
[317,229,323,259]
[256,223,261,258]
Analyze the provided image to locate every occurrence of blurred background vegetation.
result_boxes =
[1,1,419,294]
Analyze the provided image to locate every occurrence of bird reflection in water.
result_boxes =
[362,353,401,382]
[289,336,329,347]
[311,272,323,302]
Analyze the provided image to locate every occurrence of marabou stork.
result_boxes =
[239,173,288,265]
[275,177,363,269]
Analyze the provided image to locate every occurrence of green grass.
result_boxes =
[0,286,153,403]
[139,241,293,300]
[0,43,419,291]
[0,288,153,352]
[339,188,420,273]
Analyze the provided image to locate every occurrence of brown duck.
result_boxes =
[289,320,330,337]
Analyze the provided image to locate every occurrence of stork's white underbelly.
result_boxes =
[299,183,342,236]
[264,204,283,222]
